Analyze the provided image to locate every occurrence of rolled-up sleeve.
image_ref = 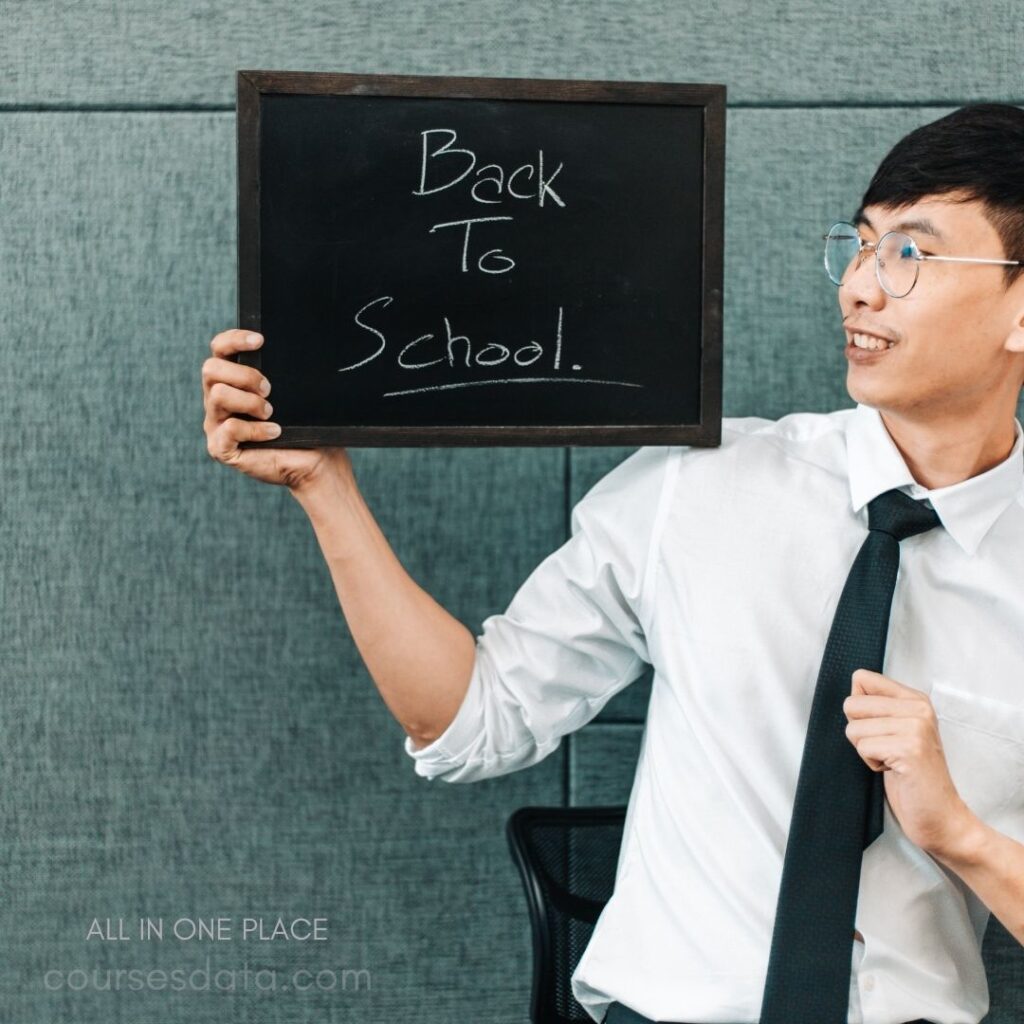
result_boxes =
[404,444,679,783]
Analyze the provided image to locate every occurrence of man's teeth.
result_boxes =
[851,333,895,351]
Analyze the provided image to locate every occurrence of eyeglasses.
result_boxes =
[822,221,1022,297]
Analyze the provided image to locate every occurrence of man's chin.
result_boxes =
[845,375,886,408]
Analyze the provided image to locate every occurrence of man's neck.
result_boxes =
[878,405,1018,490]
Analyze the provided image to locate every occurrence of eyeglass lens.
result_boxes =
[824,223,920,297]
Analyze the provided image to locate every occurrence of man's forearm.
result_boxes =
[929,810,1024,946]
[291,468,476,747]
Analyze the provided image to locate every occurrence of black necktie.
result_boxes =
[758,488,942,1024]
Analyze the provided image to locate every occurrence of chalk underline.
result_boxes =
[382,376,644,397]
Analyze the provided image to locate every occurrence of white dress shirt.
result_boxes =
[405,402,1024,1024]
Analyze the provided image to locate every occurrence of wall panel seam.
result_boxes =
[3,101,1022,114]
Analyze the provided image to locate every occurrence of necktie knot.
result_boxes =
[867,487,942,542]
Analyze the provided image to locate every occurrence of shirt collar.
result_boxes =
[846,402,1023,556]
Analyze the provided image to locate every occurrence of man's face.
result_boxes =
[838,192,1024,419]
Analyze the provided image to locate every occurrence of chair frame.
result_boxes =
[507,805,628,1024]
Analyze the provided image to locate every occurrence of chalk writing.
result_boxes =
[332,127,643,398]
[413,129,566,207]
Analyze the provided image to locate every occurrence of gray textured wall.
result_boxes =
[3,2,1022,1021]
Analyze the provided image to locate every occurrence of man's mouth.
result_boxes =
[847,331,897,351]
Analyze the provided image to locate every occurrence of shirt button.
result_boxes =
[862,974,876,992]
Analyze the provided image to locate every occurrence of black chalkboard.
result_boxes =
[235,71,724,446]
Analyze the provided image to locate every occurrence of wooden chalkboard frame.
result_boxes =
[235,70,725,447]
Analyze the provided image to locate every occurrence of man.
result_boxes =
[202,103,1024,1024]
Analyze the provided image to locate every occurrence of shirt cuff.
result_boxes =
[402,655,485,780]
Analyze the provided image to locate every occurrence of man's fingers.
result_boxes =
[209,328,263,358]
[204,379,273,425]
[206,416,281,462]
[203,329,281,464]
[203,330,267,399]
[201,355,270,402]
[843,695,935,720]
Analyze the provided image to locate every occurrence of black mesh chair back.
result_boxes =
[507,805,628,1024]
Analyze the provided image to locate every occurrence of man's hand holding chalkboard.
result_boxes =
[203,330,477,753]
[202,329,350,492]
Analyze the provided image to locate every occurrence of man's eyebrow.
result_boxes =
[852,210,946,242]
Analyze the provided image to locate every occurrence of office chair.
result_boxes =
[507,805,628,1024]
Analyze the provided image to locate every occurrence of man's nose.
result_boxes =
[840,248,886,308]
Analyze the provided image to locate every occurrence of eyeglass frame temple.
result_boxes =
[820,229,1022,267]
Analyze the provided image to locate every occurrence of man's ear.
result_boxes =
[1005,289,1024,356]
[1006,297,1024,392]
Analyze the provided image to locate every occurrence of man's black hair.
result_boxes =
[855,103,1024,289]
